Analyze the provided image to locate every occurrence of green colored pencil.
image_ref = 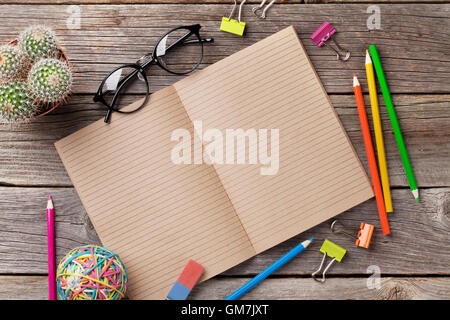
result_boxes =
[369,44,419,203]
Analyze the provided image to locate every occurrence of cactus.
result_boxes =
[19,25,58,62]
[0,26,72,122]
[28,58,72,104]
[0,45,28,82]
[0,81,37,122]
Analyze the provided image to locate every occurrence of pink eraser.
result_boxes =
[177,259,204,290]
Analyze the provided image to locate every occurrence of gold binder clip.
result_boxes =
[220,0,247,36]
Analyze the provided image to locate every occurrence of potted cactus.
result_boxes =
[0,25,72,122]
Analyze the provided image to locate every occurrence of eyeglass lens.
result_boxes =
[155,28,203,74]
[101,66,148,113]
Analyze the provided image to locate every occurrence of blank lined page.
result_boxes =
[55,86,255,299]
[56,26,374,300]
[174,26,374,253]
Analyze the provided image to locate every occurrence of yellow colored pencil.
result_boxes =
[365,50,393,213]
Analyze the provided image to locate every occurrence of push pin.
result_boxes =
[310,21,351,61]
[220,0,247,36]
[331,220,374,249]
[252,0,276,19]
[312,239,346,283]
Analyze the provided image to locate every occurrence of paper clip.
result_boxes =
[310,21,351,61]
[252,0,276,19]
[331,220,374,249]
[312,239,346,283]
[220,0,247,36]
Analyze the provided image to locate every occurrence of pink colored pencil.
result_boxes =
[47,195,56,300]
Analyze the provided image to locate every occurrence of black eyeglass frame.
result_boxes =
[93,24,213,123]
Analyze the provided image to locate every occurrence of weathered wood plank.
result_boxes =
[192,277,450,300]
[1,94,448,187]
[0,1,446,4]
[0,187,100,274]
[1,275,448,300]
[0,186,449,275]
[0,4,448,94]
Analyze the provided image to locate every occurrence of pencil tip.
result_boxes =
[353,74,360,87]
[302,238,313,248]
[47,195,54,209]
[365,50,372,64]
[412,189,419,203]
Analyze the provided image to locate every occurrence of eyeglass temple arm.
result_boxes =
[182,38,214,45]
[163,30,214,53]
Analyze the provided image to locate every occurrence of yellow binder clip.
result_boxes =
[312,239,346,283]
[220,0,247,36]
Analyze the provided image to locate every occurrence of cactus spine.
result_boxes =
[0,45,28,82]
[0,81,37,122]
[28,58,72,104]
[0,25,72,122]
[19,25,58,62]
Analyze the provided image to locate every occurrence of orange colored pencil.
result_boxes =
[353,73,390,235]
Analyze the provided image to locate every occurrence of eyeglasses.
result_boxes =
[93,24,213,123]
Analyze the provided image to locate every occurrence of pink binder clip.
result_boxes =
[310,21,350,61]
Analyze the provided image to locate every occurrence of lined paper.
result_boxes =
[55,86,255,299]
[55,26,373,299]
[175,26,373,253]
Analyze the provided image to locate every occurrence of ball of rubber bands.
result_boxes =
[56,245,128,300]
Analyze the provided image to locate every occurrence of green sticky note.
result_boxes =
[320,239,346,262]
[220,17,246,36]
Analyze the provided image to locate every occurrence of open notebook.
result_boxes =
[55,26,373,299]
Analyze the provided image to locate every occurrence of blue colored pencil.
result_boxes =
[225,238,313,300]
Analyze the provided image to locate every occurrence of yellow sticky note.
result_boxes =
[220,17,246,36]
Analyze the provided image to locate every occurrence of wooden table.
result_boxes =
[1,1,449,300]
